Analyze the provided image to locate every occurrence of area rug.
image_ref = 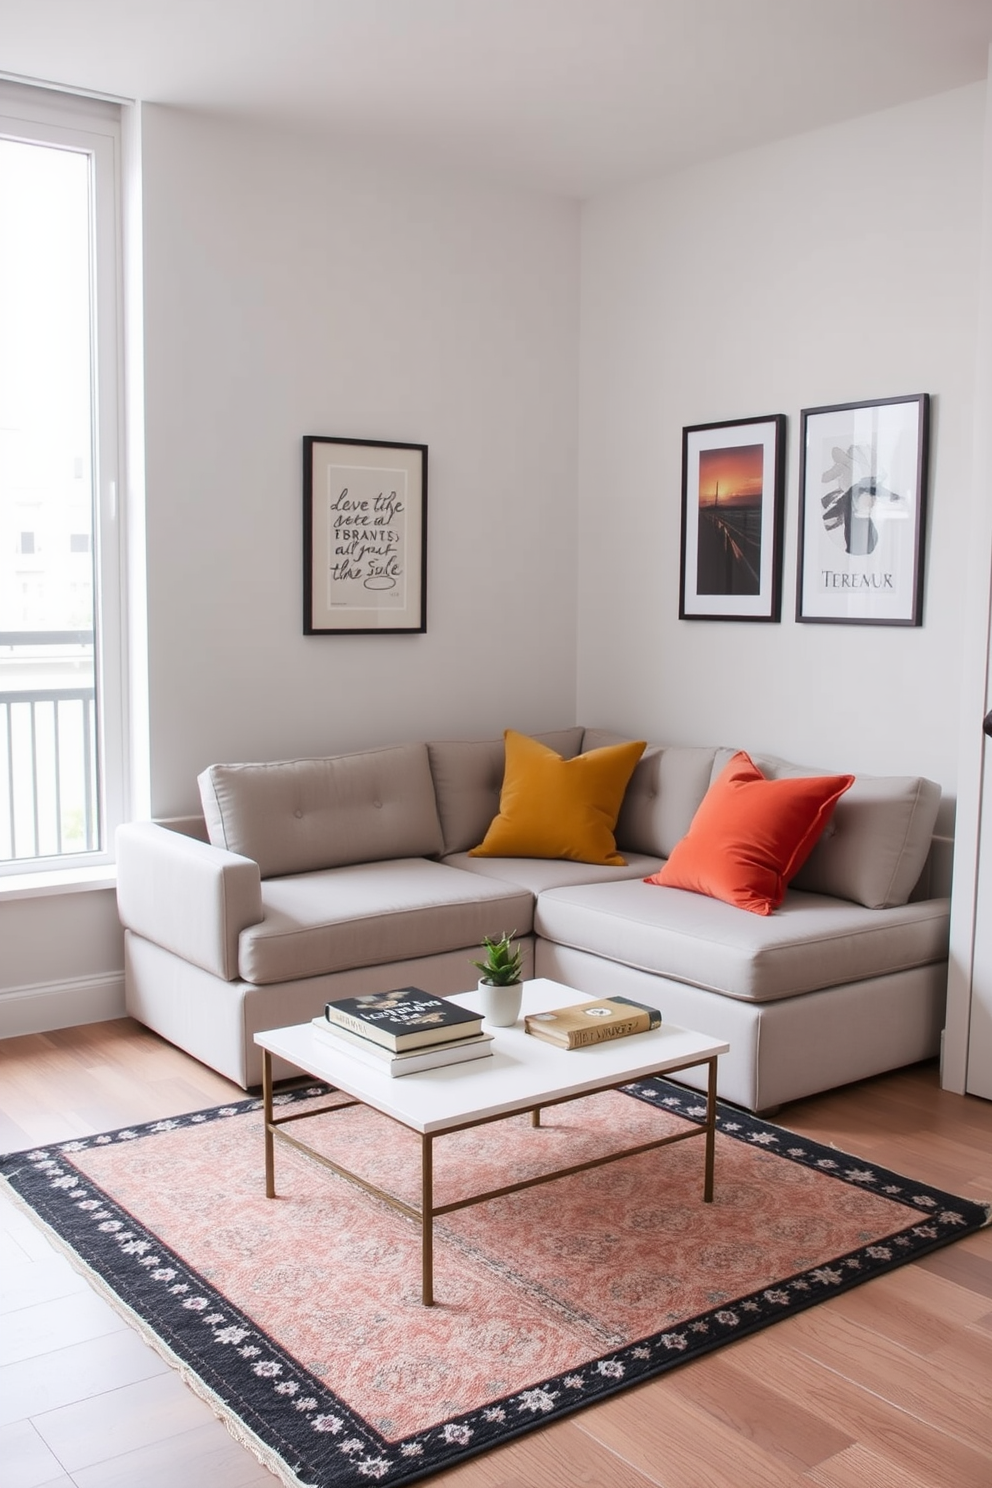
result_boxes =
[2,1080,987,1488]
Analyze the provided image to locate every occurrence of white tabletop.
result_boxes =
[255,978,728,1135]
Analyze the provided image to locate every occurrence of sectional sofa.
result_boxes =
[115,727,949,1112]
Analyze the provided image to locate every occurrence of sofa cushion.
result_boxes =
[646,751,854,915]
[582,734,724,858]
[469,730,646,866]
[535,878,950,1003]
[239,859,534,985]
[444,849,664,894]
[428,727,584,855]
[714,750,941,909]
[198,744,444,879]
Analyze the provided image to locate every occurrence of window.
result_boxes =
[0,83,125,872]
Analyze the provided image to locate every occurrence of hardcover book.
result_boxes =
[323,988,483,1051]
[524,995,662,1049]
[310,1018,494,1076]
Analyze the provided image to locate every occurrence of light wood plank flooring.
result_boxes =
[1,1018,990,1488]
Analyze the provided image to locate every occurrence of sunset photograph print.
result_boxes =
[696,442,764,595]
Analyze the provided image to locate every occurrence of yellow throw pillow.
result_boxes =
[469,729,646,866]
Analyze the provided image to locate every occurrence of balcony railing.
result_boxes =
[0,686,99,862]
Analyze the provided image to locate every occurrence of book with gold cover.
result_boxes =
[323,988,483,1051]
[524,995,661,1049]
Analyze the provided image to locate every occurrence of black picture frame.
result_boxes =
[678,414,786,621]
[796,394,929,626]
[303,436,427,634]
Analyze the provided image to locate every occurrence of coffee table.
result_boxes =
[255,978,728,1305]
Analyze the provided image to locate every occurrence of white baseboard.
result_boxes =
[0,971,126,1038]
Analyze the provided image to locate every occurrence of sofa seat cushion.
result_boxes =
[535,878,950,1003]
[239,859,534,985]
[444,850,663,894]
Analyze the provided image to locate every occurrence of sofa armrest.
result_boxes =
[116,821,263,980]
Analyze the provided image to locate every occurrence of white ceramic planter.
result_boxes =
[476,979,523,1027]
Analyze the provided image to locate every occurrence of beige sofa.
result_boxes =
[115,727,949,1112]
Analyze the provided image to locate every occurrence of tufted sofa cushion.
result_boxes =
[198,743,443,879]
[713,750,941,909]
[586,733,941,910]
[580,732,720,858]
[427,728,584,855]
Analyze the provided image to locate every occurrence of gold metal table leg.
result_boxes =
[421,1133,434,1306]
[259,1045,722,1302]
[703,1055,717,1202]
[262,1049,276,1199]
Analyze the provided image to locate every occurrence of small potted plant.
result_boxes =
[471,931,523,1026]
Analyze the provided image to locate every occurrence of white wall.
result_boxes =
[139,106,581,816]
[577,85,985,834]
[0,886,123,1035]
[0,105,581,1032]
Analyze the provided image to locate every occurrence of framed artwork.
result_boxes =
[679,414,786,621]
[797,394,929,626]
[303,436,427,634]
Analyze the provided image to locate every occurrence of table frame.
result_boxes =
[261,1046,720,1306]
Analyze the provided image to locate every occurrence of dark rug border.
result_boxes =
[2,1082,987,1488]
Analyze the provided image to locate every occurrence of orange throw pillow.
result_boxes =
[470,729,646,866]
[645,751,854,915]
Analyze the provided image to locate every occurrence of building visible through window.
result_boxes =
[0,84,125,871]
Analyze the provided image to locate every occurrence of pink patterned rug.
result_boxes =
[2,1079,986,1487]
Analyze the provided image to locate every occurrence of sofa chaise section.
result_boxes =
[531,743,948,1110]
[535,880,948,1110]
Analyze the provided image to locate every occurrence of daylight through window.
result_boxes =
[0,87,124,871]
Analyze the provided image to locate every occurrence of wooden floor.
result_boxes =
[1,1019,990,1488]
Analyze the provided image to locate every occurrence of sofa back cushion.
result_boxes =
[198,743,443,878]
[428,727,584,855]
[712,749,941,909]
[581,731,719,859]
[645,751,855,916]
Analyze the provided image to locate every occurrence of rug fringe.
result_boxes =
[0,1173,318,1488]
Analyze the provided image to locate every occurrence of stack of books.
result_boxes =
[311,987,493,1077]
[524,994,661,1049]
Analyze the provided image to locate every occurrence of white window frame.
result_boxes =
[0,81,128,879]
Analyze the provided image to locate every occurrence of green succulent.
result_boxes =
[471,931,522,987]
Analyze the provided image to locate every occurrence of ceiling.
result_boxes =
[2,0,992,197]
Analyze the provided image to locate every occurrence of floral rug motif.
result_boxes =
[1,1080,987,1488]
